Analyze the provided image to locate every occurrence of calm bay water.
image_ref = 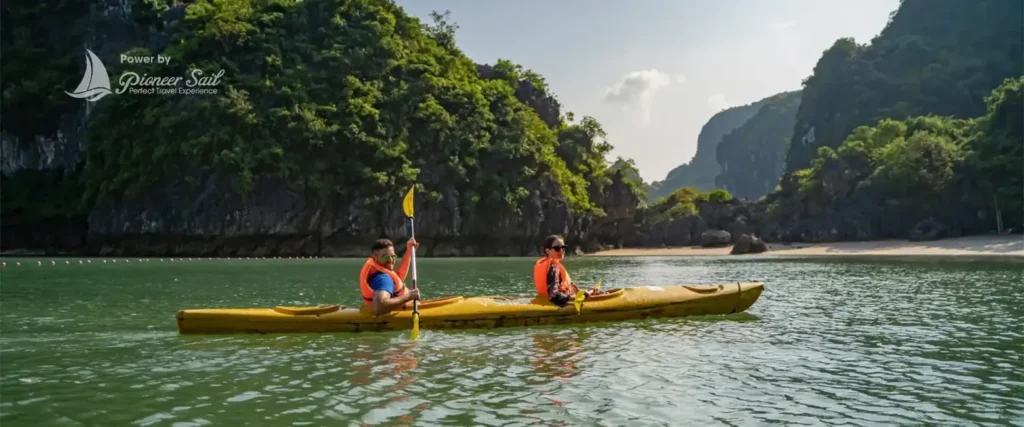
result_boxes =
[0,255,1021,426]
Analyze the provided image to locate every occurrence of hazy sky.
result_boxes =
[395,0,901,182]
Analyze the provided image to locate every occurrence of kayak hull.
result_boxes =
[175,281,764,335]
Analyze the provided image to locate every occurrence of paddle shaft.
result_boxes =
[409,218,418,314]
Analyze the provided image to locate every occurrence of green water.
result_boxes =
[0,255,1021,426]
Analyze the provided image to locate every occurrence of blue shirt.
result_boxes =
[368,272,396,296]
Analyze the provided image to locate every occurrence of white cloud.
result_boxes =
[675,74,687,84]
[708,93,730,111]
[603,69,674,123]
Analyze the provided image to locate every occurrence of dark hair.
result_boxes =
[371,238,394,252]
[542,234,564,249]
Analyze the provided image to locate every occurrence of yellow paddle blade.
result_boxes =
[410,312,420,340]
[595,278,602,292]
[573,290,586,314]
[402,185,415,217]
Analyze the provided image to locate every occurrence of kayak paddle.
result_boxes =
[573,289,586,314]
[402,185,420,340]
[572,278,603,314]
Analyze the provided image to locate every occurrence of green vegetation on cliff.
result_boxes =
[714,91,801,199]
[767,77,1023,237]
[786,0,1023,173]
[76,0,615,219]
[648,187,733,221]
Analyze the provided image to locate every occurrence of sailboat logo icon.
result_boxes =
[66,49,113,102]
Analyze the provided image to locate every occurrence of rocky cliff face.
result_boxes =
[715,91,801,200]
[84,172,579,256]
[581,169,643,250]
[0,0,165,253]
[645,97,773,202]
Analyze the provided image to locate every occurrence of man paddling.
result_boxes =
[359,238,421,315]
[533,235,598,307]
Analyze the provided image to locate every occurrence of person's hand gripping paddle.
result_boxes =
[573,278,602,314]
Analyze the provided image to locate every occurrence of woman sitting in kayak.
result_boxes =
[533,235,598,307]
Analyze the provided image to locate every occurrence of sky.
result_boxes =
[394,0,901,183]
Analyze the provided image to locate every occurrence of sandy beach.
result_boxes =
[586,234,1024,257]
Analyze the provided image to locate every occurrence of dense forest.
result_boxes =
[0,0,1020,255]
[786,0,1023,173]
[759,76,1022,241]
[760,0,1024,240]
[1,0,638,255]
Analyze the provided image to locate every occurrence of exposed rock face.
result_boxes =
[700,230,731,247]
[908,218,947,242]
[730,234,767,254]
[645,96,774,202]
[584,169,643,251]
[1,114,88,176]
[86,173,578,257]
[715,91,801,199]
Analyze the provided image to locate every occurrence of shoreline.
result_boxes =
[2,235,1021,259]
[586,235,1024,257]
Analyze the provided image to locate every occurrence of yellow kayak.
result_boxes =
[175,281,764,335]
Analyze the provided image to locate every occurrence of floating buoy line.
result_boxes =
[0,256,327,268]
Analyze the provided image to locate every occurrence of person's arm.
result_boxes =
[546,263,573,307]
[396,243,414,281]
[368,273,410,315]
[372,289,412,315]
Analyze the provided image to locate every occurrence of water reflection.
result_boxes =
[529,329,586,385]
[349,341,419,389]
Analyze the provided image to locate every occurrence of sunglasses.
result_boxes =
[378,254,397,262]
[548,245,567,252]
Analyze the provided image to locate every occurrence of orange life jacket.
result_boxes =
[533,257,574,296]
[359,257,407,303]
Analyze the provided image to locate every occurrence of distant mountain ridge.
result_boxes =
[644,97,771,202]
[715,90,802,199]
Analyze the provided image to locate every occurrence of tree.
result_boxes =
[967,76,1024,231]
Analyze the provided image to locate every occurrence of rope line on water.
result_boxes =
[0,256,327,268]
